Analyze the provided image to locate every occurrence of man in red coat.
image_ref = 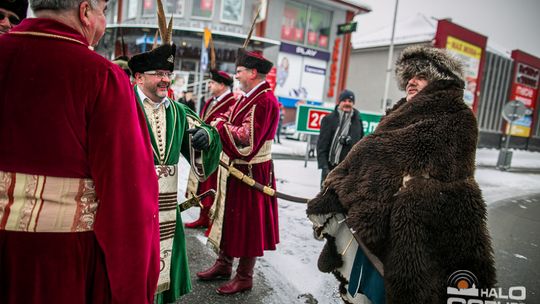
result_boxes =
[196,49,280,295]
[0,0,160,303]
[185,69,236,235]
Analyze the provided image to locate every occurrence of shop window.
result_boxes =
[142,0,154,16]
[126,0,138,19]
[306,6,331,49]
[281,2,308,44]
[166,0,185,16]
[220,0,244,25]
[192,0,214,19]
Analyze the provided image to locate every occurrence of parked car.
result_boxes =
[281,122,308,141]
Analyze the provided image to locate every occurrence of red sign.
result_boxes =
[327,38,341,98]
[319,35,328,48]
[144,0,153,9]
[294,28,304,42]
[266,67,277,92]
[307,109,330,131]
[307,31,317,44]
[201,0,213,11]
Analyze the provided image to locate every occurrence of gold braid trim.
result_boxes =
[9,31,93,50]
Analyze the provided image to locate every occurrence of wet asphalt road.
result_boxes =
[175,192,540,304]
[487,193,540,303]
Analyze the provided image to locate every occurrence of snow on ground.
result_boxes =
[180,139,540,303]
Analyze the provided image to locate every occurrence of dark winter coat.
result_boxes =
[307,79,496,303]
[317,107,364,169]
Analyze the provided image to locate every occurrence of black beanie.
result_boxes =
[339,89,355,103]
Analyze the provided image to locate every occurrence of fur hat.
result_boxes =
[0,0,28,20]
[395,45,464,90]
[235,48,273,74]
[210,69,233,86]
[339,89,355,103]
[128,44,176,74]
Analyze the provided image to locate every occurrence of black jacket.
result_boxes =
[317,107,363,169]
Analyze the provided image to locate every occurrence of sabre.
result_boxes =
[219,160,310,204]
[178,189,216,212]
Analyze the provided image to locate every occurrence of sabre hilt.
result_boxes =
[178,189,216,212]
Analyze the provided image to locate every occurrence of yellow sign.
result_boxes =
[446,36,482,59]
[507,124,531,137]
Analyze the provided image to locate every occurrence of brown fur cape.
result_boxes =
[307,79,496,303]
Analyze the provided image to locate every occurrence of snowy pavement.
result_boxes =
[179,140,540,303]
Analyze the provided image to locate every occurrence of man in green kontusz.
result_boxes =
[128,42,222,303]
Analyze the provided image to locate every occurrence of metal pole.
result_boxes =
[499,103,517,170]
[381,0,399,112]
[197,38,206,114]
[304,134,311,168]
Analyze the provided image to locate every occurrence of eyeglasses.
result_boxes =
[144,71,175,79]
[0,12,21,25]
[235,68,252,75]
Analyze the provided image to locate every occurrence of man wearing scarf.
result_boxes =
[317,89,364,185]
[128,44,222,303]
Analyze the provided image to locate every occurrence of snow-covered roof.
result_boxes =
[352,13,436,49]
[351,13,513,58]
[337,0,372,13]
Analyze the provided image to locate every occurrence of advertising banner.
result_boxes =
[275,43,329,106]
[445,36,482,108]
[507,57,540,137]
[435,20,487,113]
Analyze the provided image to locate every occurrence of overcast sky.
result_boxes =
[352,0,540,58]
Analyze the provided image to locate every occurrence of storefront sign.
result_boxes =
[295,105,381,135]
[445,36,482,108]
[507,58,540,137]
[337,22,357,35]
[280,43,330,61]
[435,20,487,112]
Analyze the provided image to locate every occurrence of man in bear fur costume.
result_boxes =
[307,45,496,303]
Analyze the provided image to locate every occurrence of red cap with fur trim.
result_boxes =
[235,48,273,74]
[210,69,233,86]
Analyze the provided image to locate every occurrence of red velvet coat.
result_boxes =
[196,91,236,208]
[214,81,280,257]
[0,19,159,304]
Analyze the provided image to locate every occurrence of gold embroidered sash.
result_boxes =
[154,165,178,294]
[207,140,273,252]
[0,171,97,232]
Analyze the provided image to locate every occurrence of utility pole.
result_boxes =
[381,0,399,112]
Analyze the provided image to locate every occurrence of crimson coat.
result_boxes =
[0,18,159,304]
[195,91,236,208]
[214,81,280,257]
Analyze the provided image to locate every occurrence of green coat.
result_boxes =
[136,87,221,303]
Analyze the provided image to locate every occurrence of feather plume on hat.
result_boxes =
[155,0,173,46]
[395,45,465,90]
[235,5,273,74]
[127,0,176,74]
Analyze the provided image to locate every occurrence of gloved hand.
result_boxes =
[187,127,210,151]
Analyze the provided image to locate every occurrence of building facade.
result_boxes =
[96,0,370,120]
[347,16,540,151]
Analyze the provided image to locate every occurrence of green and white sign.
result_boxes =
[295,104,382,135]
